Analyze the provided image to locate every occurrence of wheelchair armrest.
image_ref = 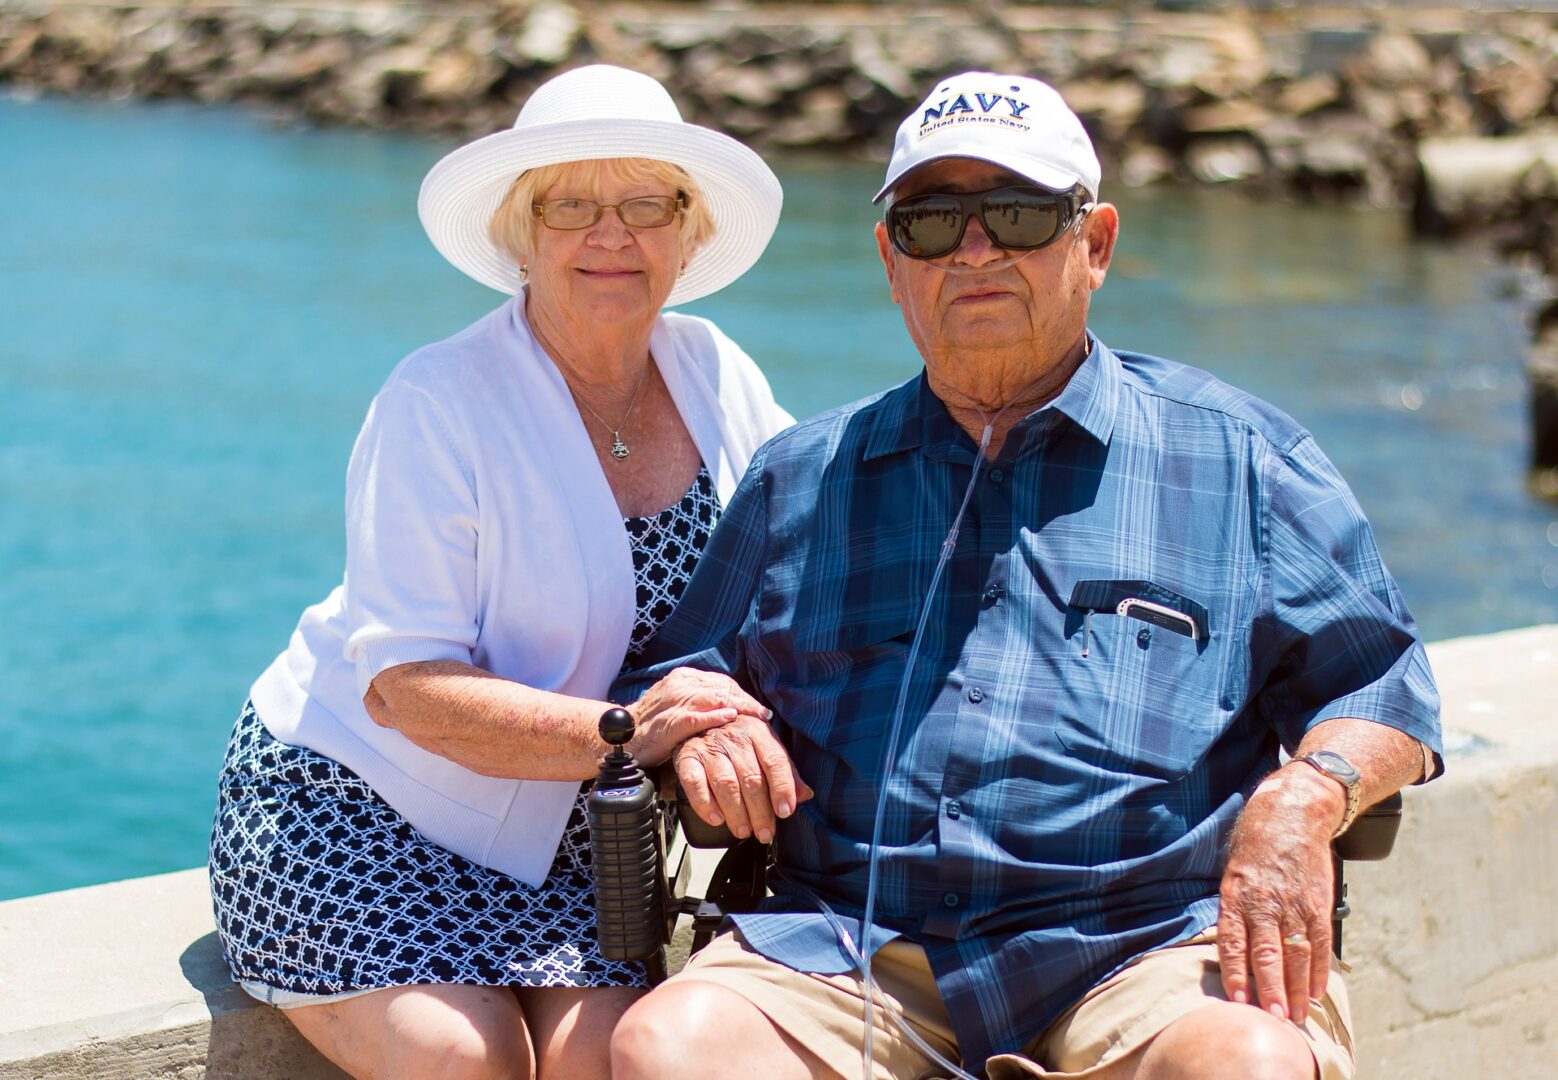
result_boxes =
[1332,791,1403,862]
[677,798,740,848]
[651,766,741,848]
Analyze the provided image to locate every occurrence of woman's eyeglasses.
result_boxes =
[886,186,1091,260]
[532,193,686,231]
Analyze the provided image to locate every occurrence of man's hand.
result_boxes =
[673,715,814,844]
[1217,763,1345,1025]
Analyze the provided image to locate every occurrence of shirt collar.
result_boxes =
[862,333,1119,462]
[1049,332,1119,446]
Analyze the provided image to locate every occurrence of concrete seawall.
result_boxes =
[2,623,1555,1078]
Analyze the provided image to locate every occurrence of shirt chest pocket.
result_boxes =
[1058,579,1233,780]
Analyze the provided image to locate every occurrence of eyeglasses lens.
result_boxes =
[538,196,680,230]
[889,188,1071,259]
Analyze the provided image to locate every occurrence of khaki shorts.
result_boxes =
[669,927,1353,1080]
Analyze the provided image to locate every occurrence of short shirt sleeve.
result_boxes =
[1257,435,1442,773]
[341,380,480,697]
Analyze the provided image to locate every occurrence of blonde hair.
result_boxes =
[489,158,715,275]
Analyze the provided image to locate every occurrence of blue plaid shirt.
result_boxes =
[618,337,1441,1065]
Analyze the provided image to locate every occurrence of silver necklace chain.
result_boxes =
[529,316,652,461]
[568,360,650,460]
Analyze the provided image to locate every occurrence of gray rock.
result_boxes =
[651,19,720,53]
[516,2,578,65]
[848,28,913,99]
[721,64,781,109]
[1297,119,1379,180]
[1119,144,1175,188]
[1416,130,1558,230]
[420,48,501,104]
[1184,135,1264,183]
[1351,31,1432,87]
[1143,39,1218,90]
[1530,309,1558,473]
[1469,47,1554,128]
[241,38,355,94]
[1060,79,1146,143]
[41,8,119,62]
[767,54,819,95]
[1275,73,1340,118]
[1180,99,1272,136]
[768,85,850,147]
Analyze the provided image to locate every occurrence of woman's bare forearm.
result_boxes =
[367,660,611,781]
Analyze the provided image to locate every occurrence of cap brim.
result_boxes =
[419,118,782,307]
[873,152,1080,203]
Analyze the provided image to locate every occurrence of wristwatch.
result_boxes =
[1295,750,1362,838]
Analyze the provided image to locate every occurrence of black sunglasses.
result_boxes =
[886,185,1090,260]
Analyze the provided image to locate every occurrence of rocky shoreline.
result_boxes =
[3,0,1555,482]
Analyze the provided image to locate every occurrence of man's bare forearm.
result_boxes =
[1257,716,1427,833]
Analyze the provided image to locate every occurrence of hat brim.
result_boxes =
[419,118,782,307]
[872,152,1081,203]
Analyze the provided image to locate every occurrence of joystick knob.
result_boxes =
[599,707,635,747]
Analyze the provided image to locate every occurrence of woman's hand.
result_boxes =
[625,667,769,767]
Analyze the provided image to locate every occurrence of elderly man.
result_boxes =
[610,71,1441,1080]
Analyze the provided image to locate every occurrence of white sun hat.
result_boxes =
[419,64,783,307]
[874,72,1101,203]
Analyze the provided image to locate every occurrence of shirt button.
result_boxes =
[967,687,984,703]
[943,892,960,908]
[946,800,962,819]
[981,585,1003,606]
[988,469,1005,484]
[1137,627,1152,647]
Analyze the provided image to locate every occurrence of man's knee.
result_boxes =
[1137,1001,1315,1080]
[611,980,780,1080]
[612,983,712,1080]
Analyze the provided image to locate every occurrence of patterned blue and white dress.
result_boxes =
[210,466,720,1002]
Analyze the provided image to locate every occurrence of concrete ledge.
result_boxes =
[0,868,346,1079]
[1344,623,1558,1078]
[3,624,1555,1078]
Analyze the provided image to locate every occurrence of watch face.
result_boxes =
[1307,750,1361,783]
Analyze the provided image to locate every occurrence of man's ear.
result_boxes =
[874,221,900,304]
[1082,203,1120,290]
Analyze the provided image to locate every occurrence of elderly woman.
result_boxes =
[208,65,797,1080]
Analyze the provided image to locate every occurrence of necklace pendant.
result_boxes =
[609,435,630,460]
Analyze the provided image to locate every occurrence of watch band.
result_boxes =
[1296,752,1362,838]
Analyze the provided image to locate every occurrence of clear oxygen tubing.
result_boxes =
[844,352,1082,1079]
[830,214,1094,1079]
[774,866,977,1080]
[853,419,991,1080]
[932,247,1036,277]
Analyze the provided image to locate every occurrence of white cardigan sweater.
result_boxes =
[250,296,793,887]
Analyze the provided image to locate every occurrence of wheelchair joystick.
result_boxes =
[588,708,667,963]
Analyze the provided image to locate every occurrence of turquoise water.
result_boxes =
[2,95,1555,902]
